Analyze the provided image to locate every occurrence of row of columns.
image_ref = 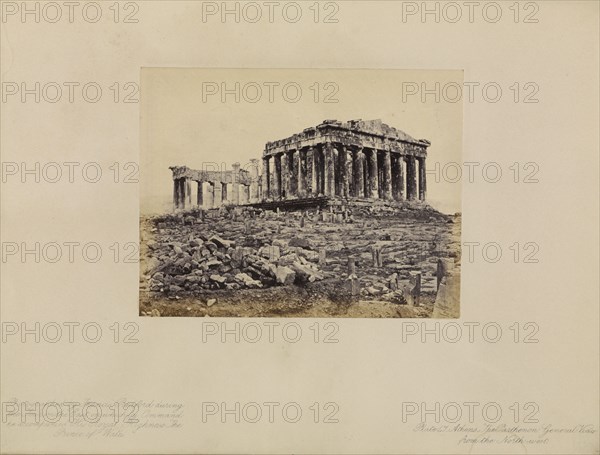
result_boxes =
[173,160,261,210]
[262,143,426,202]
[173,178,253,210]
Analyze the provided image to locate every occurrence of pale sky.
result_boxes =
[141,68,462,214]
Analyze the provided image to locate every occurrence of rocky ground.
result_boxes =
[139,202,461,318]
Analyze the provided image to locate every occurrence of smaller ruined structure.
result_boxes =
[170,161,260,210]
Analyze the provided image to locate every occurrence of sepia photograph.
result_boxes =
[140,68,462,318]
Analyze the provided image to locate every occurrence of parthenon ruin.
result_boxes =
[170,119,430,209]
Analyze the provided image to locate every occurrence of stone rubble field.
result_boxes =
[139,203,461,318]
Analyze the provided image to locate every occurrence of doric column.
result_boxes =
[353,148,365,198]
[406,155,417,200]
[231,162,240,204]
[213,181,222,207]
[334,145,342,196]
[197,181,204,207]
[181,179,189,208]
[345,146,353,198]
[324,143,335,197]
[179,179,186,209]
[398,155,405,200]
[418,157,427,201]
[383,151,392,200]
[305,147,314,197]
[262,156,270,201]
[391,155,402,201]
[318,145,324,195]
[173,179,179,210]
[368,149,379,199]
[297,148,306,198]
[281,152,290,199]
[363,154,370,196]
[315,145,324,196]
[290,150,299,198]
[391,155,398,200]
[239,184,246,204]
[177,179,185,209]
[221,182,228,203]
[338,145,349,197]
[249,159,259,202]
[377,158,384,199]
[183,179,188,207]
[177,178,185,209]
[207,182,215,209]
[273,153,282,199]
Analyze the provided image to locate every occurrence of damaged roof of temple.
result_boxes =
[265,119,431,153]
